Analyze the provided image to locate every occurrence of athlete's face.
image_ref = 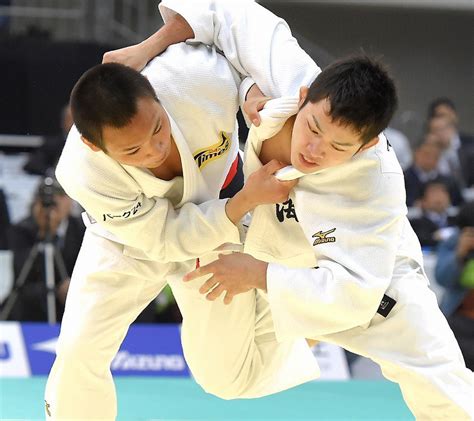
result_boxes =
[290,88,378,174]
[83,97,172,169]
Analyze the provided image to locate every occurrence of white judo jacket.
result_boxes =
[56,1,319,269]
[244,97,426,341]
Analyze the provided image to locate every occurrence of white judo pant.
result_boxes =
[45,230,319,420]
[317,263,474,420]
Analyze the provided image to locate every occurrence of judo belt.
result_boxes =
[219,155,243,199]
[377,294,396,317]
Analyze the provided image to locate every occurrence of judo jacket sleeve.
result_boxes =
[158,0,321,103]
[55,139,240,264]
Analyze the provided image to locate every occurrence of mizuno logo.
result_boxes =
[193,132,231,170]
[111,351,186,371]
[312,228,336,246]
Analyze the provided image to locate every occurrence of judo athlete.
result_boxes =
[44,1,323,420]
[186,56,474,419]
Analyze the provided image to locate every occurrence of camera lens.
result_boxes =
[38,177,61,208]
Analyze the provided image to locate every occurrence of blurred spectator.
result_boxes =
[23,104,73,176]
[404,141,463,206]
[410,181,457,248]
[426,116,463,184]
[384,127,413,170]
[426,98,474,188]
[435,202,474,370]
[5,177,84,321]
[0,188,10,249]
[428,97,458,124]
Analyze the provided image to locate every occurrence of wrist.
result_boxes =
[246,83,265,101]
[255,261,268,292]
[233,189,256,213]
[225,191,255,226]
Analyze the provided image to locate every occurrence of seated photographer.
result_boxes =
[6,177,85,321]
[435,202,474,370]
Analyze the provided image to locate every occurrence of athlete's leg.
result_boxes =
[45,230,167,420]
[321,267,474,420]
[168,259,320,399]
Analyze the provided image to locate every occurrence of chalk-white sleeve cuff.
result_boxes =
[202,198,242,245]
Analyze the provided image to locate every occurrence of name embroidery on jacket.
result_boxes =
[312,228,336,246]
[102,201,142,222]
[193,132,231,170]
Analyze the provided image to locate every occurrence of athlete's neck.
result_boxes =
[258,115,294,165]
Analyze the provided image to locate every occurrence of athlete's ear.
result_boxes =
[298,86,309,108]
[359,136,379,152]
[81,136,101,152]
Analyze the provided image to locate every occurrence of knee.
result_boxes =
[54,332,106,369]
[190,365,246,400]
[197,378,243,400]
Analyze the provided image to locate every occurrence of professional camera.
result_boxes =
[37,177,65,208]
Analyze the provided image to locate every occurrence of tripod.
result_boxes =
[1,206,68,324]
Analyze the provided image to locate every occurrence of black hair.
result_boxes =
[427,97,456,119]
[70,63,158,151]
[302,55,398,145]
[420,180,449,198]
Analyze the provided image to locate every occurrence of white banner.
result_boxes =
[0,322,31,377]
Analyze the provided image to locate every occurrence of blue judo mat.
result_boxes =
[0,377,414,420]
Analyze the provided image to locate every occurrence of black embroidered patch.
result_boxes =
[377,294,396,317]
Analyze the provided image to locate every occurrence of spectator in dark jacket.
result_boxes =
[427,98,474,188]
[410,181,457,248]
[404,141,463,206]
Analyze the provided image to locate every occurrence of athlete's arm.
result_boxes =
[56,140,294,264]
[186,176,406,338]
[158,0,320,98]
[104,1,319,98]
[243,84,271,127]
[102,13,193,70]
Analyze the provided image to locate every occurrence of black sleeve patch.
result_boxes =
[377,294,396,317]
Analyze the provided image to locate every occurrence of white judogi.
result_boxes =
[159,0,320,107]
[45,2,321,420]
[244,97,474,420]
